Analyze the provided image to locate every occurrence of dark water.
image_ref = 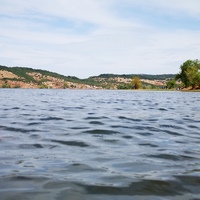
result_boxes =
[0,89,200,200]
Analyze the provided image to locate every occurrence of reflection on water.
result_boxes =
[0,89,200,200]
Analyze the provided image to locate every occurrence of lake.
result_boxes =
[0,89,200,200]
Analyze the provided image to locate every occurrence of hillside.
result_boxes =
[91,73,175,80]
[0,65,175,89]
[89,74,175,89]
[0,65,100,89]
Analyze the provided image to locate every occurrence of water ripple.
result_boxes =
[0,125,39,133]
[51,139,89,147]
[0,90,200,199]
[83,129,119,135]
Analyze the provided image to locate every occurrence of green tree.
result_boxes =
[63,82,68,89]
[39,84,48,89]
[166,79,176,89]
[176,59,200,88]
[117,83,132,90]
[131,76,142,89]
[185,66,200,88]
[143,84,153,90]
[2,83,11,88]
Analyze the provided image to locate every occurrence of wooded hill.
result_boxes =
[0,65,175,89]
[91,73,175,80]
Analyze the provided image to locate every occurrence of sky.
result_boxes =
[0,0,200,78]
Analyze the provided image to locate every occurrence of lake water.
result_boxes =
[0,89,200,200]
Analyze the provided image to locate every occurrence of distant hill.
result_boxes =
[0,65,175,89]
[0,65,80,82]
[91,73,175,80]
[0,65,99,89]
[89,73,175,89]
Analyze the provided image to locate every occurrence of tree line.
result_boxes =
[1,60,200,90]
[165,59,200,90]
[92,73,175,80]
[175,60,200,89]
[118,59,200,90]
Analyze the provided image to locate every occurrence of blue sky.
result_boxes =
[0,0,200,78]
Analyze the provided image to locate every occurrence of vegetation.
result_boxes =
[131,76,142,89]
[63,82,68,89]
[0,65,84,84]
[176,60,200,89]
[0,65,175,85]
[142,83,160,90]
[117,83,132,90]
[14,85,21,88]
[3,63,199,90]
[2,83,11,88]
[166,79,176,89]
[92,73,175,80]
[39,84,48,89]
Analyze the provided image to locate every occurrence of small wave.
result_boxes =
[158,108,168,111]
[66,163,104,173]
[83,129,119,135]
[118,116,142,122]
[159,124,184,130]
[89,121,104,125]
[85,116,109,120]
[2,175,49,182]
[0,125,38,133]
[69,126,89,130]
[147,153,196,161]
[51,139,89,147]
[19,143,43,149]
[147,118,158,122]
[101,139,121,144]
[188,125,199,129]
[12,107,20,110]
[18,143,57,149]
[110,125,130,129]
[132,125,160,132]
[40,117,64,121]
[175,175,200,186]
[29,134,41,139]
[83,179,189,196]
[139,143,158,147]
[136,132,153,136]
[162,130,183,136]
[61,106,85,110]
[122,135,133,139]
[27,122,42,126]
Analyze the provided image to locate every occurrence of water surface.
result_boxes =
[0,89,200,200]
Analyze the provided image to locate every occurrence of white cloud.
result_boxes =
[0,0,199,78]
[0,0,136,28]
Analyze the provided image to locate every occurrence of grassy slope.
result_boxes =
[0,65,86,84]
